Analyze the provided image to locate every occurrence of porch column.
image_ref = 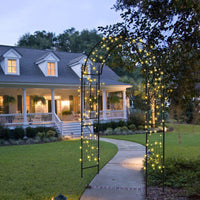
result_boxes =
[23,88,27,124]
[102,89,107,120]
[123,90,127,120]
[51,89,55,120]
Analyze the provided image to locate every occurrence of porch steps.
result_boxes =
[62,121,92,137]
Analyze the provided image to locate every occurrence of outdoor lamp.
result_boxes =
[54,194,67,200]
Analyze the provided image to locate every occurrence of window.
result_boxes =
[48,62,55,76]
[8,59,17,74]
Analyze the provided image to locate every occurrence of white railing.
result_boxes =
[27,113,52,125]
[0,113,24,125]
[53,113,63,135]
[85,110,124,120]
[104,110,124,119]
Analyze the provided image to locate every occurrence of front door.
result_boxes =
[48,100,57,114]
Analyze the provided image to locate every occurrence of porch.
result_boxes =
[0,87,128,135]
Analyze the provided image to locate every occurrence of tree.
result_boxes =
[17,28,103,55]
[17,31,57,49]
[99,0,200,123]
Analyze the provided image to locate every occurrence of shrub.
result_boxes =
[129,111,145,128]
[34,136,42,143]
[26,138,35,144]
[43,138,50,143]
[138,125,144,130]
[46,130,56,138]
[16,139,24,145]
[0,139,4,145]
[37,132,45,139]
[0,126,10,140]
[114,127,122,135]
[121,126,129,134]
[129,124,136,131]
[104,128,113,135]
[62,110,72,115]
[13,127,24,139]
[9,139,17,145]
[26,127,37,138]
[147,157,200,197]
[49,137,58,142]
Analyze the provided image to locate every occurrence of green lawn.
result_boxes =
[0,140,117,200]
[105,123,200,160]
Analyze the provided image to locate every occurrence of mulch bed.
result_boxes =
[146,186,189,200]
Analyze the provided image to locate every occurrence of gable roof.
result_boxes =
[0,45,130,88]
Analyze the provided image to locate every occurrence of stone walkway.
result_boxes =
[80,138,145,200]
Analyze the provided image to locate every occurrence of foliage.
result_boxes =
[128,124,136,131]
[104,127,113,135]
[62,110,72,115]
[0,126,10,140]
[32,95,46,105]
[26,127,37,138]
[17,31,57,49]
[46,130,56,138]
[129,110,145,128]
[0,140,117,200]
[3,95,16,114]
[99,0,200,123]
[114,127,122,135]
[147,157,200,196]
[17,28,103,56]
[13,127,24,140]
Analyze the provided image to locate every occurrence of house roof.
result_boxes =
[0,45,130,88]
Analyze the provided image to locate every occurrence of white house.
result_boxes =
[0,45,131,136]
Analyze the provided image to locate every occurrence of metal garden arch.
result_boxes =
[80,35,166,196]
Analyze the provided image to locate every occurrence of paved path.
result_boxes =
[80,138,145,200]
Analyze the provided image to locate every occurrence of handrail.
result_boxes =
[53,113,63,135]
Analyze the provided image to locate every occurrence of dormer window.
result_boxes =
[48,62,55,76]
[8,59,17,74]
[36,52,60,77]
[0,48,21,75]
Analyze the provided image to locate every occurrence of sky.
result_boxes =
[0,0,122,46]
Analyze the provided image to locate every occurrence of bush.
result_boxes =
[43,138,50,143]
[49,137,58,142]
[13,127,24,139]
[138,125,144,130]
[104,128,113,135]
[16,139,24,145]
[26,127,37,138]
[46,130,56,138]
[37,132,45,139]
[147,157,200,196]
[121,126,129,134]
[9,139,17,145]
[114,127,122,135]
[0,126,10,140]
[129,111,145,128]
[26,138,35,144]
[62,110,72,115]
[129,124,136,131]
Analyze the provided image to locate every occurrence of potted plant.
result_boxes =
[62,110,73,121]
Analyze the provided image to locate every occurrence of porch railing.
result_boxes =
[85,110,124,120]
[0,113,24,125]
[27,113,52,125]
[53,113,63,135]
[104,110,124,119]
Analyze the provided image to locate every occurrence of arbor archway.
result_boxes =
[80,35,167,196]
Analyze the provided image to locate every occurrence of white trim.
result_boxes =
[103,89,107,120]
[1,48,21,76]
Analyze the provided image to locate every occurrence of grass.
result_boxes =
[105,123,200,160]
[0,140,117,200]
